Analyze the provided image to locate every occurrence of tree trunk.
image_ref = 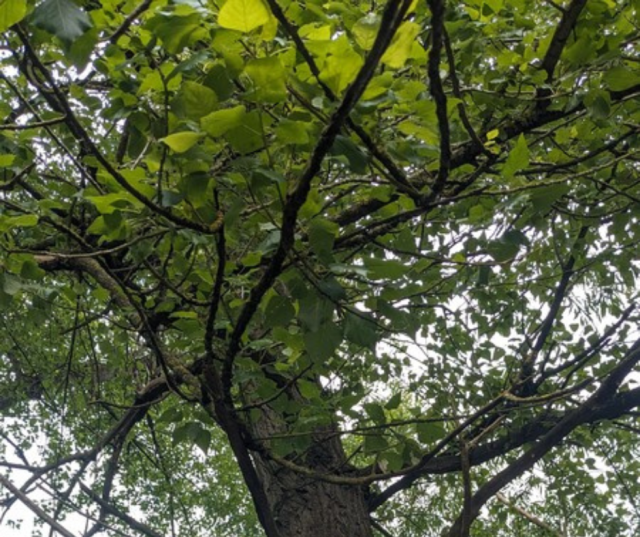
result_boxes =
[253,451,373,537]
[249,404,373,537]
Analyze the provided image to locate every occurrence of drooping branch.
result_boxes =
[518,225,590,390]
[82,432,126,537]
[442,29,485,152]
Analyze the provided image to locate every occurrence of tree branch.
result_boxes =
[0,474,78,537]
[108,0,153,43]
[15,27,223,236]
[495,493,565,536]
[426,0,451,186]
[79,483,163,537]
[224,0,413,383]
[539,0,588,81]
[443,337,640,536]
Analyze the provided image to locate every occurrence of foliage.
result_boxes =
[0,0,639,536]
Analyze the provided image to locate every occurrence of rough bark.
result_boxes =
[253,457,372,537]
[249,405,373,537]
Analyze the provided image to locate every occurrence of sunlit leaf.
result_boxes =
[161,132,205,153]
[0,0,26,32]
[502,134,529,179]
[218,0,270,33]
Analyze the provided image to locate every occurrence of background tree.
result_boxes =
[0,0,639,536]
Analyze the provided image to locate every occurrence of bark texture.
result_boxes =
[250,405,373,537]
[254,459,372,537]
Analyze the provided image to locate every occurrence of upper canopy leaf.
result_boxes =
[0,0,26,32]
[31,0,92,44]
[218,0,271,33]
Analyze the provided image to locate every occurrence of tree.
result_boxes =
[0,0,639,535]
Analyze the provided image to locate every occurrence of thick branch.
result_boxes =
[540,0,588,81]
[371,377,640,511]
[264,0,419,196]
[0,475,78,537]
[224,0,413,381]
[444,338,640,535]
[426,0,451,185]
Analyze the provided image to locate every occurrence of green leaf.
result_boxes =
[218,0,270,33]
[150,13,203,54]
[330,135,369,174]
[201,105,246,137]
[303,323,343,361]
[0,154,15,167]
[344,311,378,349]
[0,0,26,32]
[586,93,610,119]
[297,379,320,400]
[86,193,137,214]
[584,89,611,121]
[316,278,347,301]
[158,407,183,424]
[173,422,204,448]
[364,257,407,280]
[530,184,570,212]
[161,132,205,153]
[181,173,211,208]
[319,41,364,94]
[362,72,394,100]
[363,403,386,425]
[2,273,21,295]
[4,214,38,229]
[502,134,529,179]
[603,66,640,92]
[20,259,45,280]
[364,434,388,453]
[488,230,528,262]
[352,14,379,51]
[308,218,338,264]
[298,293,334,332]
[416,422,445,444]
[175,82,218,120]
[381,22,420,69]
[245,57,287,103]
[66,27,98,70]
[225,110,264,154]
[194,428,212,454]
[204,64,235,101]
[264,295,295,329]
[385,393,401,410]
[381,449,405,472]
[275,120,310,145]
[32,0,92,44]
[398,120,439,145]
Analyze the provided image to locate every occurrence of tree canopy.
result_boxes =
[1,0,639,536]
